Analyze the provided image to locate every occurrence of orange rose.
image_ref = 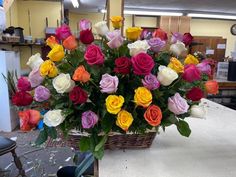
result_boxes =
[18,110,41,131]
[46,36,59,49]
[144,105,162,126]
[63,35,78,51]
[73,65,90,83]
[205,80,219,95]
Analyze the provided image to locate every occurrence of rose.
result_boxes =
[84,44,105,65]
[27,53,44,70]
[34,86,50,102]
[126,27,142,41]
[99,74,119,94]
[106,30,124,49]
[40,60,58,78]
[186,87,204,101]
[182,64,201,82]
[73,65,90,83]
[131,53,154,76]
[183,33,193,46]
[18,110,41,131]
[148,38,166,53]
[205,80,219,95]
[140,29,152,40]
[105,95,124,114]
[69,86,88,105]
[82,110,99,129]
[43,109,65,127]
[114,57,131,74]
[127,40,150,56]
[110,16,123,29]
[17,77,31,91]
[80,29,94,44]
[79,19,91,31]
[152,28,168,41]
[52,73,75,93]
[116,110,133,131]
[167,57,184,73]
[168,93,189,115]
[55,24,72,40]
[142,74,160,90]
[63,35,78,50]
[144,105,162,126]
[190,105,207,119]
[134,87,152,108]
[197,61,211,75]
[46,36,59,49]
[157,65,178,86]
[184,54,199,65]
[94,21,109,36]
[12,91,33,106]
[47,45,65,62]
[171,32,183,44]
[28,68,44,87]
[170,41,187,56]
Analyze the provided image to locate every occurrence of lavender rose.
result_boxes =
[197,61,211,75]
[99,74,119,94]
[171,32,184,44]
[28,68,44,88]
[82,111,99,129]
[168,93,189,115]
[34,86,50,102]
[106,30,124,49]
[142,74,160,90]
[148,38,166,53]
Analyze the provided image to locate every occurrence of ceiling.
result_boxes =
[64,0,236,15]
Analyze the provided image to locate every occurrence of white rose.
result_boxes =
[44,110,65,127]
[170,41,187,56]
[53,73,75,93]
[127,40,150,56]
[27,53,44,70]
[190,105,207,119]
[157,65,178,86]
[94,21,109,36]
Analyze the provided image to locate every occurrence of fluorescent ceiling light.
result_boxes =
[71,0,79,8]
[100,9,183,16]
[188,13,236,20]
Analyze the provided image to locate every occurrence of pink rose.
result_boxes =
[28,68,44,88]
[106,30,124,49]
[197,61,211,75]
[56,24,72,40]
[183,33,193,46]
[99,74,119,94]
[131,53,155,75]
[182,64,201,82]
[168,93,189,115]
[17,77,31,91]
[84,44,105,65]
[79,19,91,31]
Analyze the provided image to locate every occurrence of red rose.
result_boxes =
[183,33,193,46]
[69,86,88,105]
[84,44,105,65]
[131,53,155,75]
[17,77,31,91]
[186,87,204,101]
[114,57,131,74]
[12,91,33,106]
[80,29,94,44]
[182,64,201,82]
[56,24,72,40]
[152,28,168,41]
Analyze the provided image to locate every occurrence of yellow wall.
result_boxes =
[190,19,236,57]
[5,0,18,27]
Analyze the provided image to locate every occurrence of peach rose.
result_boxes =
[205,80,219,95]
[73,65,90,83]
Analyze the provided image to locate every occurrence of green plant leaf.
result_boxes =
[176,120,191,137]
[47,127,57,139]
[93,147,104,160]
[95,134,108,152]
[101,113,114,133]
[35,129,48,145]
[79,137,91,152]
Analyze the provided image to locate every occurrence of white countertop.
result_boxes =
[99,99,236,177]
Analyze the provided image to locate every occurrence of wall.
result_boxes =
[190,19,236,57]
[5,0,18,27]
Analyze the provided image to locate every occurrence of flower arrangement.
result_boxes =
[11,17,218,159]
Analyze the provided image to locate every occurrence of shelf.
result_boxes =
[0,41,44,46]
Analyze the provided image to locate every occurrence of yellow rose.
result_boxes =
[47,45,65,62]
[40,60,58,78]
[110,16,123,29]
[116,110,133,131]
[126,27,142,41]
[134,87,152,108]
[184,54,199,65]
[105,95,124,114]
[168,57,184,73]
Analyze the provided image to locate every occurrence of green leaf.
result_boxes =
[79,137,91,152]
[47,127,57,139]
[101,113,114,133]
[35,129,48,145]
[95,134,108,152]
[93,147,104,160]
[176,120,191,137]
[62,109,74,117]
[75,153,94,177]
